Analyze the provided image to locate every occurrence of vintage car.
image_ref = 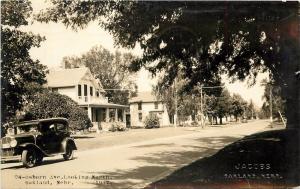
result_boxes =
[0,118,77,168]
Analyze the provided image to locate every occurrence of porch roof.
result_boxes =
[79,103,129,109]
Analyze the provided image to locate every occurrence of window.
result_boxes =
[154,102,158,109]
[138,113,142,122]
[78,85,82,96]
[90,86,93,96]
[84,84,87,96]
[138,102,142,110]
[56,123,66,131]
[96,90,99,97]
[16,124,38,134]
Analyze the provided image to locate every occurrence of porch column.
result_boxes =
[123,109,126,123]
[115,108,118,122]
[88,106,92,121]
[105,108,109,122]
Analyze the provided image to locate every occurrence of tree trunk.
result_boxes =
[214,116,218,125]
[209,116,212,125]
[283,72,300,130]
[279,32,300,130]
[219,117,223,125]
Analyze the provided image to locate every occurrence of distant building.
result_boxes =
[129,92,170,128]
[45,67,128,132]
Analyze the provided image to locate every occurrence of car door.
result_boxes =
[40,123,60,153]
[55,122,68,152]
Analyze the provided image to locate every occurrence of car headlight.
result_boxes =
[9,139,17,147]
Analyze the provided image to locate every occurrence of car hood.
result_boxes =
[13,132,39,138]
[11,133,38,144]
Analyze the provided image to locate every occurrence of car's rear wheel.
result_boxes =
[22,149,37,168]
[63,143,74,160]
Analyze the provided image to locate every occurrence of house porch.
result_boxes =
[81,104,129,132]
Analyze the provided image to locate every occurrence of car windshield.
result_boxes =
[16,124,38,134]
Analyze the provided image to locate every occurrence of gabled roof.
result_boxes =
[129,92,161,103]
[46,67,88,87]
[46,67,105,92]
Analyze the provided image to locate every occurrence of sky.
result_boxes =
[23,0,267,108]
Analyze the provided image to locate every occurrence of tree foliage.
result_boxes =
[37,1,300,128]
[1,1,47,124]
[62,45,137,105]
[229,94,248,121]
[154,71,223,123]
[155,75,248,125]
[24,91,92,131]
[214,89,231,124]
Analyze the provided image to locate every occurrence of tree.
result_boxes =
[24,91,92,131]
[229,94,247,122]
[62,45,137,105]
[247,100,255,119]
[1,1,47,126]
[37,2,299,129]
[214,89,231,124]
[261,80,286,121]
[204,95,218,125]
[154,71,223,124]
[153,82,176,123]
[154,72,199,124]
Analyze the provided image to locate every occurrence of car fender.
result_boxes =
[61,138,77,153]
[19,143,51,157]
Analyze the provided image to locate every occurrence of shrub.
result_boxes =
[108,121,126,132]
[24,91,92,131]
[116,121,126,131]
[144,114,160,129]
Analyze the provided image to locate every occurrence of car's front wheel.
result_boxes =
[63,143,74,160]
[36,153,44,164]
[22,149,37,168]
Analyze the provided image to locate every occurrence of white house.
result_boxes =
[129,92,170,128]
[45,67,128,132]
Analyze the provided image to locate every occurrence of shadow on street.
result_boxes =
[146,129,300,189]
[84,136,240,189]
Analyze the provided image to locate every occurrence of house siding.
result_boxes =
[56,86,76,101]
[130,101,170,128]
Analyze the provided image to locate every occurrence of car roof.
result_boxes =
[15,118,68,127]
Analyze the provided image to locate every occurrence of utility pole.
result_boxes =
[199,85,225,128]
[200,85,204,128]
[270,85,273,128]
[174,78,177,128]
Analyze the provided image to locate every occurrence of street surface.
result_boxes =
[1,120,270,189]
